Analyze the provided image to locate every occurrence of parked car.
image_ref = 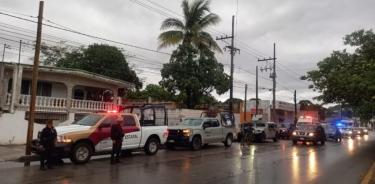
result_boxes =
[32,105,168,164]
[278,123,292,139]
[253,122,278,142]
[166,117,235,150]
[291,123,326,145]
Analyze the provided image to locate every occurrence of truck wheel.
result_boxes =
[292,140,297,145]
[190,136,202,151]
[273,136,278,142]
[320,140,325,145]
[224,134,233,147]
[144,137,160,155]
[70,142,92,164]
[261,132,266,142]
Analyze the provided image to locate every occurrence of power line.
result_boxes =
[0,10,172,56]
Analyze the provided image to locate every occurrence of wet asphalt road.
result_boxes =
[1,133,375,184]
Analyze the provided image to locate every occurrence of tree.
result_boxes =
[302,29,375,121]
[158,0,221,54]
[126,84,175,102]
[56,44,142,89]
[160,44,230,108]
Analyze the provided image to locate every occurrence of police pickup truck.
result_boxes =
[166,115,235,150]
[32,105,168,164]
[291,122,326,145]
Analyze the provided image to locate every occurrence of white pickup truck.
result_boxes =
[166,117,235,150]
[32,106,168,164]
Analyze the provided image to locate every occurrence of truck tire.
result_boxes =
[261,132,266,142]
[320,140,325,145]
[144,137,160,155]
[70,142,92,164]
[190,136,202,151]
[224,134,233,147]
[292,140,297,145]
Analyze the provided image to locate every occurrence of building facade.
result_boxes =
[0,62,134,144]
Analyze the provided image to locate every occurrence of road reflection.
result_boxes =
[307,148,317,180]
[347,138,355,154]
[291,147,300,184]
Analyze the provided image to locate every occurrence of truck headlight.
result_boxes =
[308,133,314,137]
[364,129,368,132]
[348,131,353,134]
[57,135,72,143]
[292,131,297,136]
[182,129,191,136]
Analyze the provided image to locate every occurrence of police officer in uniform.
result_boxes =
[111,119,124,164]
[40,120,57,170]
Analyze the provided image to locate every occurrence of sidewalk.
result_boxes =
[362,162,375,184]
[0,145,25,162]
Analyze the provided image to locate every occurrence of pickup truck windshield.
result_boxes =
[73,114,104,126]
[181,118,203,126]
[256,123,266,127]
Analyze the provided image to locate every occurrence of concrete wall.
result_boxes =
[0,110,44,145]
[51,83,67,98]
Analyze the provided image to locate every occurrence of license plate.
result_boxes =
[167,140,175,143]
[299,138,305,140]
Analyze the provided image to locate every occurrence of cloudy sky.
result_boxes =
[0,0,374,104]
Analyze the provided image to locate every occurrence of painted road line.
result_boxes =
[361,162,375,184]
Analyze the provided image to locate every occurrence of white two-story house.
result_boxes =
[0,62,134,144]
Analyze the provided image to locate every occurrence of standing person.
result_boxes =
[110,119,124,164]
[40,120,57,170]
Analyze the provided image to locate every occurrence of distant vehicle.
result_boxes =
[166,116,235,150]
[353,127,364,137]
[340,127,354,138]
[278,123,292,139]
[291,122,326,145]
[253,122,278,142]
[32,105,169,164]
[359,127,369,135]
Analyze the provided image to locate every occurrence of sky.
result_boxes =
[0,0,374,104]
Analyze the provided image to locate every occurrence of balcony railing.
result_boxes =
[5,93,121,112]
[71,99,118,111]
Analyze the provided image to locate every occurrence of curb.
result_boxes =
[15,155,40,162]
[361,162,375,184]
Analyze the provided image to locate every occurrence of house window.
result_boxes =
[37,82,52,97]
[21,80,31,95]
[74,89,84,100]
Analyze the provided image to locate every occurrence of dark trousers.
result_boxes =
[111,140,122,162]
[40,146,54,168]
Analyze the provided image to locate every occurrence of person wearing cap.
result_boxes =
[39,120,57,170]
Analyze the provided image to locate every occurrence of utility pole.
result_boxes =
[18,40,22,65]
[25,1,44,167]
[216,15,239,115]
[0,44,10,107]
[244,84,247,121]
[294,90,297,125]
[256,66,259,115]
[258,43,276,122]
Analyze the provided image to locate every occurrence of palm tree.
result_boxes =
[158,0,221,54]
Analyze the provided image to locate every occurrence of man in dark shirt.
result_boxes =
[40,120,57,170]
[110,119,124,164]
